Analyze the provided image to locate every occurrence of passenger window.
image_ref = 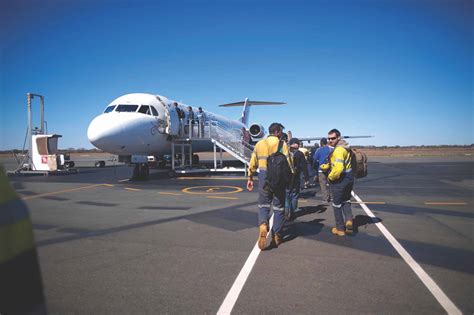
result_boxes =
[104,105,116,113]
[151,107,159,116]
[138,105,151,115]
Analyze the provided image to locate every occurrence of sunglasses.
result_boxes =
[328,137,337,140]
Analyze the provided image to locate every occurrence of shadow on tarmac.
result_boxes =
[280,218,326,245]
[353,214,382,233]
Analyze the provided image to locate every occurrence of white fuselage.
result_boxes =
[87,93,247,156]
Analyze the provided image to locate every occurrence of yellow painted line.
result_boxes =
[299,199,308,203]
[102,184,114,187]
[124,187,141,191]
[158,192,182,196]
[118,179,130,182]
[424,202,467,206]
[177,177,248,180]
[207,196,239,200]
[182,186,243,195]
[21,184,110,200]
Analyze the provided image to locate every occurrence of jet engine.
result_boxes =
[248,123,265,140]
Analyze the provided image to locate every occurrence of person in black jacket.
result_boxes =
[285,138,309,221]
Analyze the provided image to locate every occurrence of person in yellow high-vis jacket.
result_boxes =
[321,129,354,236]
[247,123,293,249]
[0,165,47,314]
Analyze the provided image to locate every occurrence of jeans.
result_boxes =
[318,171,331,202]
[285,186,300,219]
[329,171,354,231]
[257,170,286,236]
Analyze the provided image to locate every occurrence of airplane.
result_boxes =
[87,93,284,179]
[87,93,371,179]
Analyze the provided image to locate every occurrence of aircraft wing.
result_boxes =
[296,135,373,144]
[218,100,286,107]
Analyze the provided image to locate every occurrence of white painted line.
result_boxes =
[118,179,130,182]
[351,191,461,315]
[217,214,274,315]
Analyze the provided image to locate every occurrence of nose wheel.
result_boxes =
[132,163,149,180]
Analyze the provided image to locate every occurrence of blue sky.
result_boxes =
[1,0,472,149]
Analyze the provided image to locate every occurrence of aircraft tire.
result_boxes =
[95,161,105,168]
[192,154,199,165]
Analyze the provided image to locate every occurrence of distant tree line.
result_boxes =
[2,144,472,155]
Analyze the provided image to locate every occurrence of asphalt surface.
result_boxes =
[4,158,474,314]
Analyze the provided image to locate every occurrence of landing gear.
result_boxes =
[95,160,105,168]
[132,163,149,180]
[157,157,167,169]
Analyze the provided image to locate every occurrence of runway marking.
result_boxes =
[182,186,243,195]
[102,184,114,187]
[217,215,274,315]
[21,184,111,200]
[424,202,467,206]
[124,187,141,191]
[352,191,461,315]
[299,199,308,203]
[158,192,182,196]
[207,196,238,200]
[118,179,130,182]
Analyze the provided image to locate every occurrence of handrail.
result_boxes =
[173,119,254,164]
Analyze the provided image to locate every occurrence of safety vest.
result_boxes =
[248,136,293,177]
[0,165,47,314]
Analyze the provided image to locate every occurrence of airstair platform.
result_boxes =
[170,120,253,175]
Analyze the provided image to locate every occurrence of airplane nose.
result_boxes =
[87,114,124,151]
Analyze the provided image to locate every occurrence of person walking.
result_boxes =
[321,129,354,236]
[285,138,309,221]
[247,123,293,249]
[313,137,333,202]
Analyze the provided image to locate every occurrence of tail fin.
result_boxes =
[218,98,286,126]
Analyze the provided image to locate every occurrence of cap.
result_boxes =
[289,138,300,145]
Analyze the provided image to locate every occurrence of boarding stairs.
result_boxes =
[170,120,253,173]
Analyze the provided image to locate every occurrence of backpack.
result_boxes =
[349,148,368,178]
[177,107,185,119]
[266,140,292,191]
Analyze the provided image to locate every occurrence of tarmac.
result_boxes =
[3,156,474,314]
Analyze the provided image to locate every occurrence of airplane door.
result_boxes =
[167,104,180,136]
[156,96,179,136]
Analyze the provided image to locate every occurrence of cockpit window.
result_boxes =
[115,104,139,112]
[138,105,151,115]
[104,105,116,113]
[150,106,158,116]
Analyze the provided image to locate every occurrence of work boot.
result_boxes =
[258,223,268,250]
[345,220,354,235]
[331,227,345,236]
[271,232,283,247]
